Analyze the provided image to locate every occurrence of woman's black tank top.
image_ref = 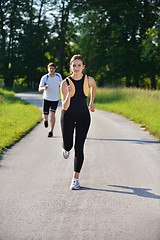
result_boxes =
[67,75,88,113]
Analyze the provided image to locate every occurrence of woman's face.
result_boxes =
[70,59,85,75]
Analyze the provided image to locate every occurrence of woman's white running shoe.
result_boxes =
[63,150,70,159]
[70,179,80,190]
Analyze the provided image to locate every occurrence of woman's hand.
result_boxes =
[67,84,72,96]
[88,103,95,112]
[88,76,96,112]
[61,80,72,111]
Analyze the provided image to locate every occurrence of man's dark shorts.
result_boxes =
[43,99,59,115]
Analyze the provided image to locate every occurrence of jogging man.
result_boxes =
[38,62,62,137]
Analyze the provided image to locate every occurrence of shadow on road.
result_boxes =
[87,137,160,145]
[80,185,160,200]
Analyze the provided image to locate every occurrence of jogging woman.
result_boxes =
[60,54,96,190]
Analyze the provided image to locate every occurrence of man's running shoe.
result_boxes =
[63,150,70,159]
[44,120,48,128]
[70,179,80,190]
[48,131,53,137]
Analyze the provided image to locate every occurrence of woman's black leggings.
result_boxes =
[61,110,91,173]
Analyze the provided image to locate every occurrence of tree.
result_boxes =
[71,0,160,88]
[0,0,159,89]
[18,0,50,87]
[0,0,24,87]
[141,27,160,89]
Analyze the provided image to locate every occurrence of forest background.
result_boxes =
[0,0,159,90]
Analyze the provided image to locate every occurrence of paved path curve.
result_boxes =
[0,92,160,240]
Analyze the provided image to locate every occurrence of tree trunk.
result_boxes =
[58,1,71,76]
[151,72,156,90]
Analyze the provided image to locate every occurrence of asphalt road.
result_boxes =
[0,92,160,240]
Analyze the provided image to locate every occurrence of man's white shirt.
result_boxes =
[39,73,62,101]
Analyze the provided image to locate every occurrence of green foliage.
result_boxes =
[73,0,160,88]
[0,0,159,88]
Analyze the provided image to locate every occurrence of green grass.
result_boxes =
[0,87,160,156]
[0,89,42,156]
[95,88,160,140]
